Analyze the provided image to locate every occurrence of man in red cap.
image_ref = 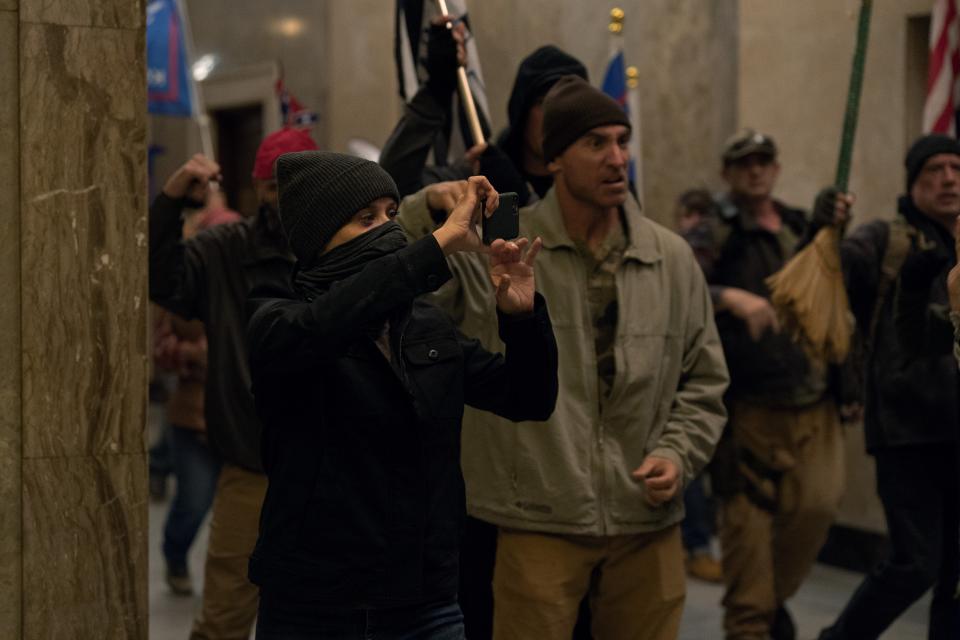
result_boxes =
[149,127,317,639]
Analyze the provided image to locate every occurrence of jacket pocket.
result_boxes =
[403,336,465,420]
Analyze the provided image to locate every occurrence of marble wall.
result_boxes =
[0,2,21,637]
[2,0,150,637]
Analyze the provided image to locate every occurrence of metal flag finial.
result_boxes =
[609,7,625,34]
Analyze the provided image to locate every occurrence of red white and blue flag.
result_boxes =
[146,0,194,117]
[601,41,641,190]
[276,76,318,129]
[924,0,960,135]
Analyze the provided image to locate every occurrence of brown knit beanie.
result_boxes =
[541,75,631,163]
[276,151,400,262]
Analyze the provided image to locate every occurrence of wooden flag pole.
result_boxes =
[436,0,485,147]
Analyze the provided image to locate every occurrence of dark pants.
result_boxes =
[149,421,173,477]
[820,444,959,640]
[161,425,221,570]
[682,474,715,552]
[458,516,497,640]
[255,596,465,640]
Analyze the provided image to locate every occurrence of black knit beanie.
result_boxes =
[905,134,960,191]
[541,76,631,163]
[276,151,400,263]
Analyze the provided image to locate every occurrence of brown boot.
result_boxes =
[686,550,723,583]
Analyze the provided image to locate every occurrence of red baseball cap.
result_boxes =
[252,128,318,180]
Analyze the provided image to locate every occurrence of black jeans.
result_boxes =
[820,444,959,640]
[256,595,465,640]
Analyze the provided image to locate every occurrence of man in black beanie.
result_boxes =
[244,153,559,639]
[815,134,960,639]
[397,76,729,640]
[380,39,588,206]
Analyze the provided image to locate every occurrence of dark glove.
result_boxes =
[899,246,950,291]
[424,23,458,98]
[811,186,842,229]
[477,144,532,205]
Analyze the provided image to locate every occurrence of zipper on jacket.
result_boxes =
[573,247,607,538]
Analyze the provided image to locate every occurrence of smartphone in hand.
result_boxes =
[482,192,520,245]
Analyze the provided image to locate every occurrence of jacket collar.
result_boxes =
[719,195,804,235]
[242,208,295,265]
[898,194,954,250]
[526,187,662,264]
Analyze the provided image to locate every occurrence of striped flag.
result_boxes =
[923,0,960,135]
[601,30,641,191]
[395,0,490,152]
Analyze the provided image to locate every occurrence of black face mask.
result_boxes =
[293,221,408,298]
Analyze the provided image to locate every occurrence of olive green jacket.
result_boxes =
[397,187,729,535]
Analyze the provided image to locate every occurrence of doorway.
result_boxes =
[213,104,264,217]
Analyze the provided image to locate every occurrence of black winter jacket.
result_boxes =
[149,193,294,471]
[686,198,825,407]
[828,197,959,451]
[245,235,559,607]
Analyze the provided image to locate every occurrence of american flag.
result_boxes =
[923,0,960,135]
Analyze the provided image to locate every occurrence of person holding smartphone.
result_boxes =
[245,152,558,639]
[397,76,728,640]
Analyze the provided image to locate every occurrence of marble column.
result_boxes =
[1,0,150,638]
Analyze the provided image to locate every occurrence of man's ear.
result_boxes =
[547,158,562,174]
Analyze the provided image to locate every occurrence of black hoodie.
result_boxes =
[379,44,587,204]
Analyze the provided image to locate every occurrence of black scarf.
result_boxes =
[293,221,408,299]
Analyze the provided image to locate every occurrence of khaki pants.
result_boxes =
[492,525,685,640]
[190,463,267,640]
[719,400,844,640]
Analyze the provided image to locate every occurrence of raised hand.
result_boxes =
[424,179,468,216]
[489,236,542,315]
[162,153,221,202]
[432,175,499,255]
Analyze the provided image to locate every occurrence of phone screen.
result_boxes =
[482,192,520,245]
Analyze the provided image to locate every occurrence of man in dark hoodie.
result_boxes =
[149,128,318,639]
[379,33,588,206]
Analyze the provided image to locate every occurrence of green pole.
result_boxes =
[835,0,873,191]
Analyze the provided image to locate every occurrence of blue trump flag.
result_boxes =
[147,0,193,116]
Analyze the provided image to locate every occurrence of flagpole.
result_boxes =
[436,0,486,147]
[175,0,215,162]
[626,65,644,200]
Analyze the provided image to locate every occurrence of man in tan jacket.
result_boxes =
[398,76,728,640]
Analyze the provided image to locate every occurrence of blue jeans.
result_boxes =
[681,474,714,553]
[255,597,465,640]
[161,425,221,570]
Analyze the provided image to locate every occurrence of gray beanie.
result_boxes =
[276,151,400,262]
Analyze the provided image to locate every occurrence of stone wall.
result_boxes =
[0,0,149,637]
